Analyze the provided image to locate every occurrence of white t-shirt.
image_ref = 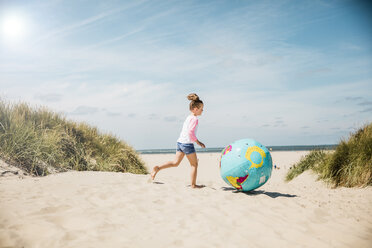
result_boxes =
[177,115,198,144]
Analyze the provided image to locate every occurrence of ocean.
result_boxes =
[137,144,337,154]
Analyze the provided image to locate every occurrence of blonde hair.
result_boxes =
[187,93,203,110]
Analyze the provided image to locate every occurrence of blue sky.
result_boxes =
[0,0,371,149]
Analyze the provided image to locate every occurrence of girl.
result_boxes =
[151,93,205,188]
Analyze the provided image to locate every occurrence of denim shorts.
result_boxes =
[176,142,196,155]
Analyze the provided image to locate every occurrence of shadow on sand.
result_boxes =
[152,182,216,190]
[222,187,297,198]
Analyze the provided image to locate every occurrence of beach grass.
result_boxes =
[285,123,372,187]
[0,100,147,176]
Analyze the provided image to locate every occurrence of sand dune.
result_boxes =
[0,152,371,247]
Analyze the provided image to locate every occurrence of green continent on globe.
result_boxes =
[226,174,249,190]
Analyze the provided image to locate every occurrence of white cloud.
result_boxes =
[32,1,146,45]
[34,93,62,102]
[70,105,99,115]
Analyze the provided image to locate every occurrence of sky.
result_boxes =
[0,0,371,150]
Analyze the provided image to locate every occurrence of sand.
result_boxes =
[0,151,371,248]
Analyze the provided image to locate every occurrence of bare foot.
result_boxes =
[191,184,205,189]
[151,166,159,180]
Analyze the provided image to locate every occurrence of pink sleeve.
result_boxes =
[188,117,198,142]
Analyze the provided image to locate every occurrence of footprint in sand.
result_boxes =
[172,239,184,246]
[30,205,71,216]
[313,208,328,223]
[152,199,165,205]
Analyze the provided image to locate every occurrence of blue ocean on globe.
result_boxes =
[220,139,273,191]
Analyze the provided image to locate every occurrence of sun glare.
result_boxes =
[1,14,26,41]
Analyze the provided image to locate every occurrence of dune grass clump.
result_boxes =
[285,150,328,182]
[0,100,147,176]
[285,123,372,187]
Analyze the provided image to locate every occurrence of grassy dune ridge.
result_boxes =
[0,100,147,176]
[286,123,372,187]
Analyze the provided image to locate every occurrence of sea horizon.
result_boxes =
[137,144,337,154]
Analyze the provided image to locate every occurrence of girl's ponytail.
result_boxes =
[187,93,203,110]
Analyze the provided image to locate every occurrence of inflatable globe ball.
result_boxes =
[220,139,273,191]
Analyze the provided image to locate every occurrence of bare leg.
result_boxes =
[186,152,203,188]
[151,152,185,180]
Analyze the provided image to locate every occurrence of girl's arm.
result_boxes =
[196,140,205,148]
[188,117,198,142]
[189,118,205,148]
